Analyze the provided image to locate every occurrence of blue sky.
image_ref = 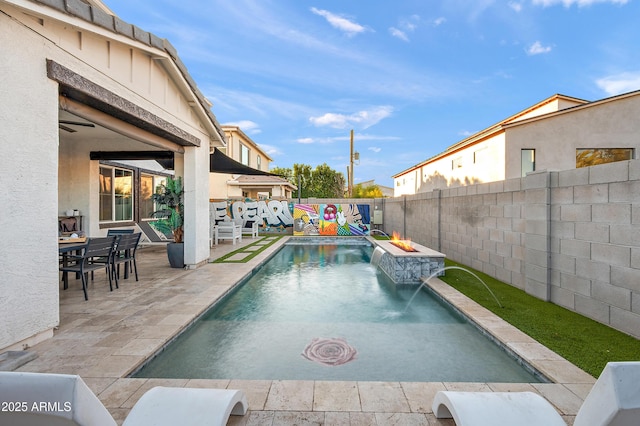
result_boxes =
[106,0,640,187]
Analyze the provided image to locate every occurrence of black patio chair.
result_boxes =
[58,236,117,300]
[106,228,134,236]
[111,232,142,287]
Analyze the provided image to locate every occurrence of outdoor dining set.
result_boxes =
[58,229,141,300]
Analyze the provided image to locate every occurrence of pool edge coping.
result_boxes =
[130,235,594,386]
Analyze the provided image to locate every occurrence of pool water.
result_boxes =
[134,242,541,382]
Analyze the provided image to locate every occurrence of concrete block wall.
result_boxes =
[382,160,640,338]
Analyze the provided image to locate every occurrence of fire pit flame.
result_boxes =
[390,231,418,252]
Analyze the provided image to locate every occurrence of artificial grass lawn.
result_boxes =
[438,259,640,378]
[211,235,283,263]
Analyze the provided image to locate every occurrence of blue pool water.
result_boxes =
[133,241,541,382]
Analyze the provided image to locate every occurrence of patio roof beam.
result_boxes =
[89,151,174,161]
[48,60,199,148]
[60,96,185,154]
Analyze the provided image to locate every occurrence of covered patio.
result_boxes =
[14,240,593,425]
[1,0,220,353]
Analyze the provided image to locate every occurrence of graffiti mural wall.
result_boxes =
[293,204,370,236]
[210,200,294,233]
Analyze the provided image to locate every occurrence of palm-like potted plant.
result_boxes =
[152,176,184,268]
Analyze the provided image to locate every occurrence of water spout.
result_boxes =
[370,229,391,239]
[404,266,503,312]
[370,246,386,267]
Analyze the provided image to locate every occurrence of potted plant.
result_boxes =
[152,176,184,268]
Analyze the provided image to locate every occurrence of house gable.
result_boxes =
[6,0,226,147]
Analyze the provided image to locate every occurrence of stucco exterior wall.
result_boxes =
[19,6,198,126]
[505,94,640,179]
[0,11,60,350]
[383,161,640,338]
[392,95,592,197]
[395,133,507,195]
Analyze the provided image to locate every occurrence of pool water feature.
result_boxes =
[133,241,542,382]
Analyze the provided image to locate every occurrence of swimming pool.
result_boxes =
[133,240,541,382]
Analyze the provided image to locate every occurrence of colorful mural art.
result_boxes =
[293,204,370,236]
[210,200,294,233]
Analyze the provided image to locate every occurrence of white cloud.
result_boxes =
[389,27,409,42]
[433,17,447,26]
[509,2,524,12]
[368,147,382,153]
[296,137,315,144]
[309,106,394,129]
[310,7,368,36]
[389,15,428,41]
[222,120,261,134]
[526,41,552,55]
[259,144,281,156]
[295,133,400,145]
[532,0,628,7]
[596,72,640,96]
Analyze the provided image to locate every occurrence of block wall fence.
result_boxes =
[381,160,640,338]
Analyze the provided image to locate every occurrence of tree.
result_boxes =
[271,163,345,198]
[576,148,632,168]
[309,163,345,198]
[352,183,383,198]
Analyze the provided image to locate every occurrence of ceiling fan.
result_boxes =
[59,120,96,133]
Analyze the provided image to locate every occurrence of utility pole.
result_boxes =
[349,129,354,197]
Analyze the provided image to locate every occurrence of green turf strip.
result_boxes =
[211,235,284,263]
[438,259,640,377]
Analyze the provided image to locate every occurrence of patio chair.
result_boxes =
[214,221,242,245]
[234,218,259,239]
[59,236,117,300]
[111,232,141,286]
[136,220,173,246]
[432,361,640,426]
[0,371,248,426]
[106,228,134,236]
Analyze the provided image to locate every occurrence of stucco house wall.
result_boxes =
[0,0,223,351]
[505,91,640,179]
[393,94,589,197]
[0,10,60,350]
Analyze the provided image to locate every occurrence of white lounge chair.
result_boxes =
[214,222,242,245]
[136,221,173,246]
[233,218,259,239]
[432,361,640,426]
[0,372,248,426]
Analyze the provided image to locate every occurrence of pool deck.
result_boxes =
[15,235,595,425]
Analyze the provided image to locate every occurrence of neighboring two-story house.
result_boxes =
[393,91,640,196]
[209,125,297,200]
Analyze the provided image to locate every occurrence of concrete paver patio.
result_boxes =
[15,236,594,425]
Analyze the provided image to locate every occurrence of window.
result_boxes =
[452,157,463,169]
[240,144,250,166]
[576,148,634,168]
[99,166,133,222]
[140,174,167,219]
[257,155,262,170]
[521,149,535,177]
[474,147,488,164]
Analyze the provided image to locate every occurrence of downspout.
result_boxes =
[436,189,442,252]
[403,195,407,238]
[545,172,552,301]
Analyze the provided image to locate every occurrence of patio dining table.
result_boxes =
[58,240,88,290]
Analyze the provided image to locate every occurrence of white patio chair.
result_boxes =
[432,361,640,426]
[0,371,248,426]
[215,221,242,245]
